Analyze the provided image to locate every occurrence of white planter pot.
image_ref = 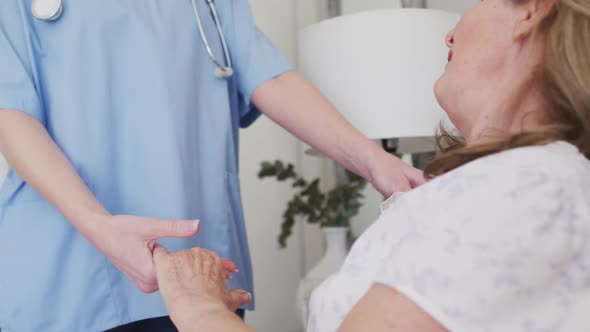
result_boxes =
[297,227,349,328]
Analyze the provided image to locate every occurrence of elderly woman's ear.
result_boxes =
[512,0,557,40]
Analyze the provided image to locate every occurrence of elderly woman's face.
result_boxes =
[434,0,536,137]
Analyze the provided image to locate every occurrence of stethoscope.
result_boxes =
[31,0,234,79]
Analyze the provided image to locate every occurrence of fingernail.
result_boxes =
[234,269,240,273]
[242,292,252,303]
[192,220,200,231]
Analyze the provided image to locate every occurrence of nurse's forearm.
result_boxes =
[252,71,387,182]
[0,110,202,294]
[0,110,109,232]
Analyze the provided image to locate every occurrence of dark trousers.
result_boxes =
[106,310,246,332]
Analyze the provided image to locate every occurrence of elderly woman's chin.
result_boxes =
[434,75,459,130]
[433,76,446,108]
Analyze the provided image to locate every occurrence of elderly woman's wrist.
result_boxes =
[171,300,229,331]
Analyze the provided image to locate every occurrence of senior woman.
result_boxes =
[153,0,590,331]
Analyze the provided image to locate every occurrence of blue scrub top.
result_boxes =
[0,0,291,331]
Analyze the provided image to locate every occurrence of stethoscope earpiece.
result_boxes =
[32,0,63,21]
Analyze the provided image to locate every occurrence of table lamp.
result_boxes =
[298,8,460,159]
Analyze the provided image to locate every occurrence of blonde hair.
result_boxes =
[425,0,590,177]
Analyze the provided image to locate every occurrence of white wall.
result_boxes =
[342,0,399,14]
[240,118,304,332]
[342,0,477,14]
[428,0,478,13]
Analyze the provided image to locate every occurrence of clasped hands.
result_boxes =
[90,215,250,320]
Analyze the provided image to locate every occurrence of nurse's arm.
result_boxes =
[0,110,109,229]
[0,110,200,293]
[252,71,425,196]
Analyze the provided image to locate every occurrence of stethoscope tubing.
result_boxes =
[32,0,234,79]
[191,0,233,78]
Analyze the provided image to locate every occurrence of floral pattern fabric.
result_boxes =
[308,142,590,332]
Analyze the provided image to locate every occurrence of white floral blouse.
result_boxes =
[308,142,590,332]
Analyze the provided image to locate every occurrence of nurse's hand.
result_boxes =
[153,245,252,330]
[92,216,240,294]
[369,153,426,196]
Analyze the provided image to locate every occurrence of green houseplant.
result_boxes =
[258,160,367,248]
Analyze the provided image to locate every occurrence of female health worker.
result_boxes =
[0,0,424,331]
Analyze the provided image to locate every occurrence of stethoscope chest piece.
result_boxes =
[32,0,63,21]
[214,66,234,79]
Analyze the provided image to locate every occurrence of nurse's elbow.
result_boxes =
[0,109,49,157]
[0,109,41,132]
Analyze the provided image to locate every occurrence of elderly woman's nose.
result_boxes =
[446,29,455,48]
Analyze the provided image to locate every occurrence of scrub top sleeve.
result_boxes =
[374,167,581,332]
[0,1,44,125]
[222,0,293,128]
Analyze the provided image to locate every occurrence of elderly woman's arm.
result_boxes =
[153,245,445,332]
[337,283,447,332]
[153,245,255,332]
[167,304,254,332]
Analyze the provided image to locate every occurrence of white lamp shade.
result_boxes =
[298,9,459,140]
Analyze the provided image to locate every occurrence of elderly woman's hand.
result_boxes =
[153,245,252,330]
